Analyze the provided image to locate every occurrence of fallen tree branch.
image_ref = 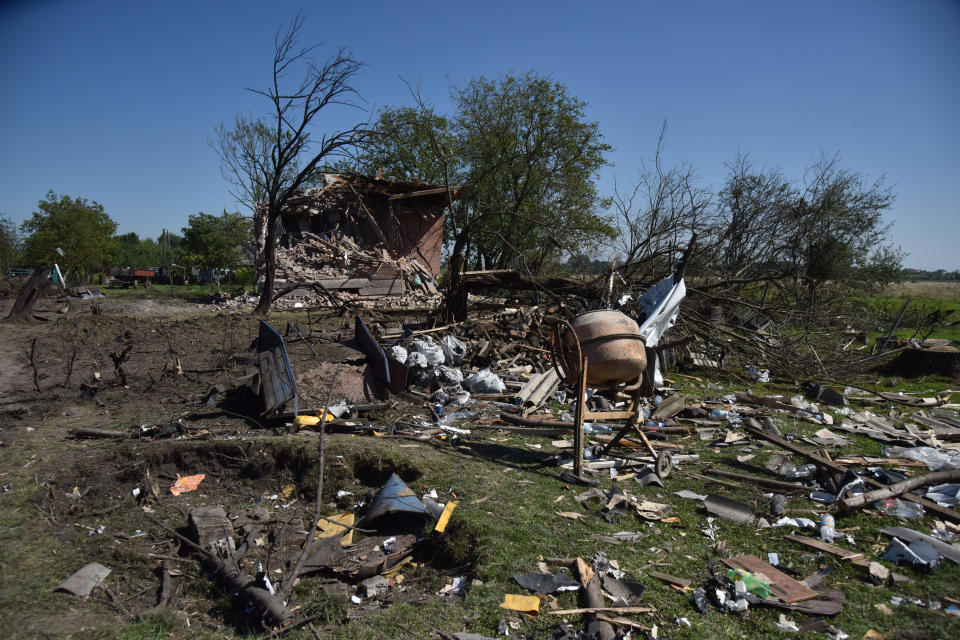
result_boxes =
[839,469,960,511]
[68,427,128,439]
[574,557,616,640]
[145,515,291,628]
[140,560,173,618]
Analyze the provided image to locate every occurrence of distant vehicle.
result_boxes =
[109,267,156,287]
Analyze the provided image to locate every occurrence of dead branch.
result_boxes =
[278,364,342,600]
[145,515,291,628]
[68,427,128,439]
[139,560,173,618]
[28,339,40,392]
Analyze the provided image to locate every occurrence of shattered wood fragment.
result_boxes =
[784,534,870,568]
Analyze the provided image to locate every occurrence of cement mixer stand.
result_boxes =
[570,355,669,479]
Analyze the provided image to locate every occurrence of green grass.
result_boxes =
[867,294,960,344]
[99,283,254,302]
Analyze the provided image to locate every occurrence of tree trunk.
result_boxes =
[254,212,277,316]
[442,228,469,323]
[6,266,50,322]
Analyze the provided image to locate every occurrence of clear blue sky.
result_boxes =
[1,0,957,270]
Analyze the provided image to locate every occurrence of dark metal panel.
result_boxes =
[354,315,408,394]
[258,320,298,416]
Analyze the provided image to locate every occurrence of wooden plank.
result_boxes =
[584,411,638,421]
[548,606,655,615]
[722,555,819,603]
[784,534,870,568]
[650,394,688,421]
[646,571,690,587]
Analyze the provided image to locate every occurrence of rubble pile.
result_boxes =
[270,232,442,309]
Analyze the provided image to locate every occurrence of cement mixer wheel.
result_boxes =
[655,452,673,479]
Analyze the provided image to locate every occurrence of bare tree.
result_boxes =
[213,13,366,315]
[610,123,714,283]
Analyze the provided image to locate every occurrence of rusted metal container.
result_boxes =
[562,310,647,390]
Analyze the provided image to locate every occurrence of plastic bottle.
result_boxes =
[784,463,817,479]
[820,513,835,542]
[726,568,771,598]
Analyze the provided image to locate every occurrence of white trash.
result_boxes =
[440,335,467,365]
[463,368,506,393]
[412,338,444,366]
[405,351,428,368]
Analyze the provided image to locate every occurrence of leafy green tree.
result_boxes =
[111,232,161,268]
[453,72,614,272]
[789,154,899,292]
[0,215,21,273]
[20,192,117,274]
[359,73,614,275]
[356,106,458,186]
[180,211,251,271]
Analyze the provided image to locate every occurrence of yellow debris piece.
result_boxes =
[278,484,296,500]
[294,413,335,428]
[317,513,355,546]
[500,594,540,615]
[434,500,459,533]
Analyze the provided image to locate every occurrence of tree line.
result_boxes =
[0,192,251,279]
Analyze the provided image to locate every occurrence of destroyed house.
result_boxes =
[258,173,464,300]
